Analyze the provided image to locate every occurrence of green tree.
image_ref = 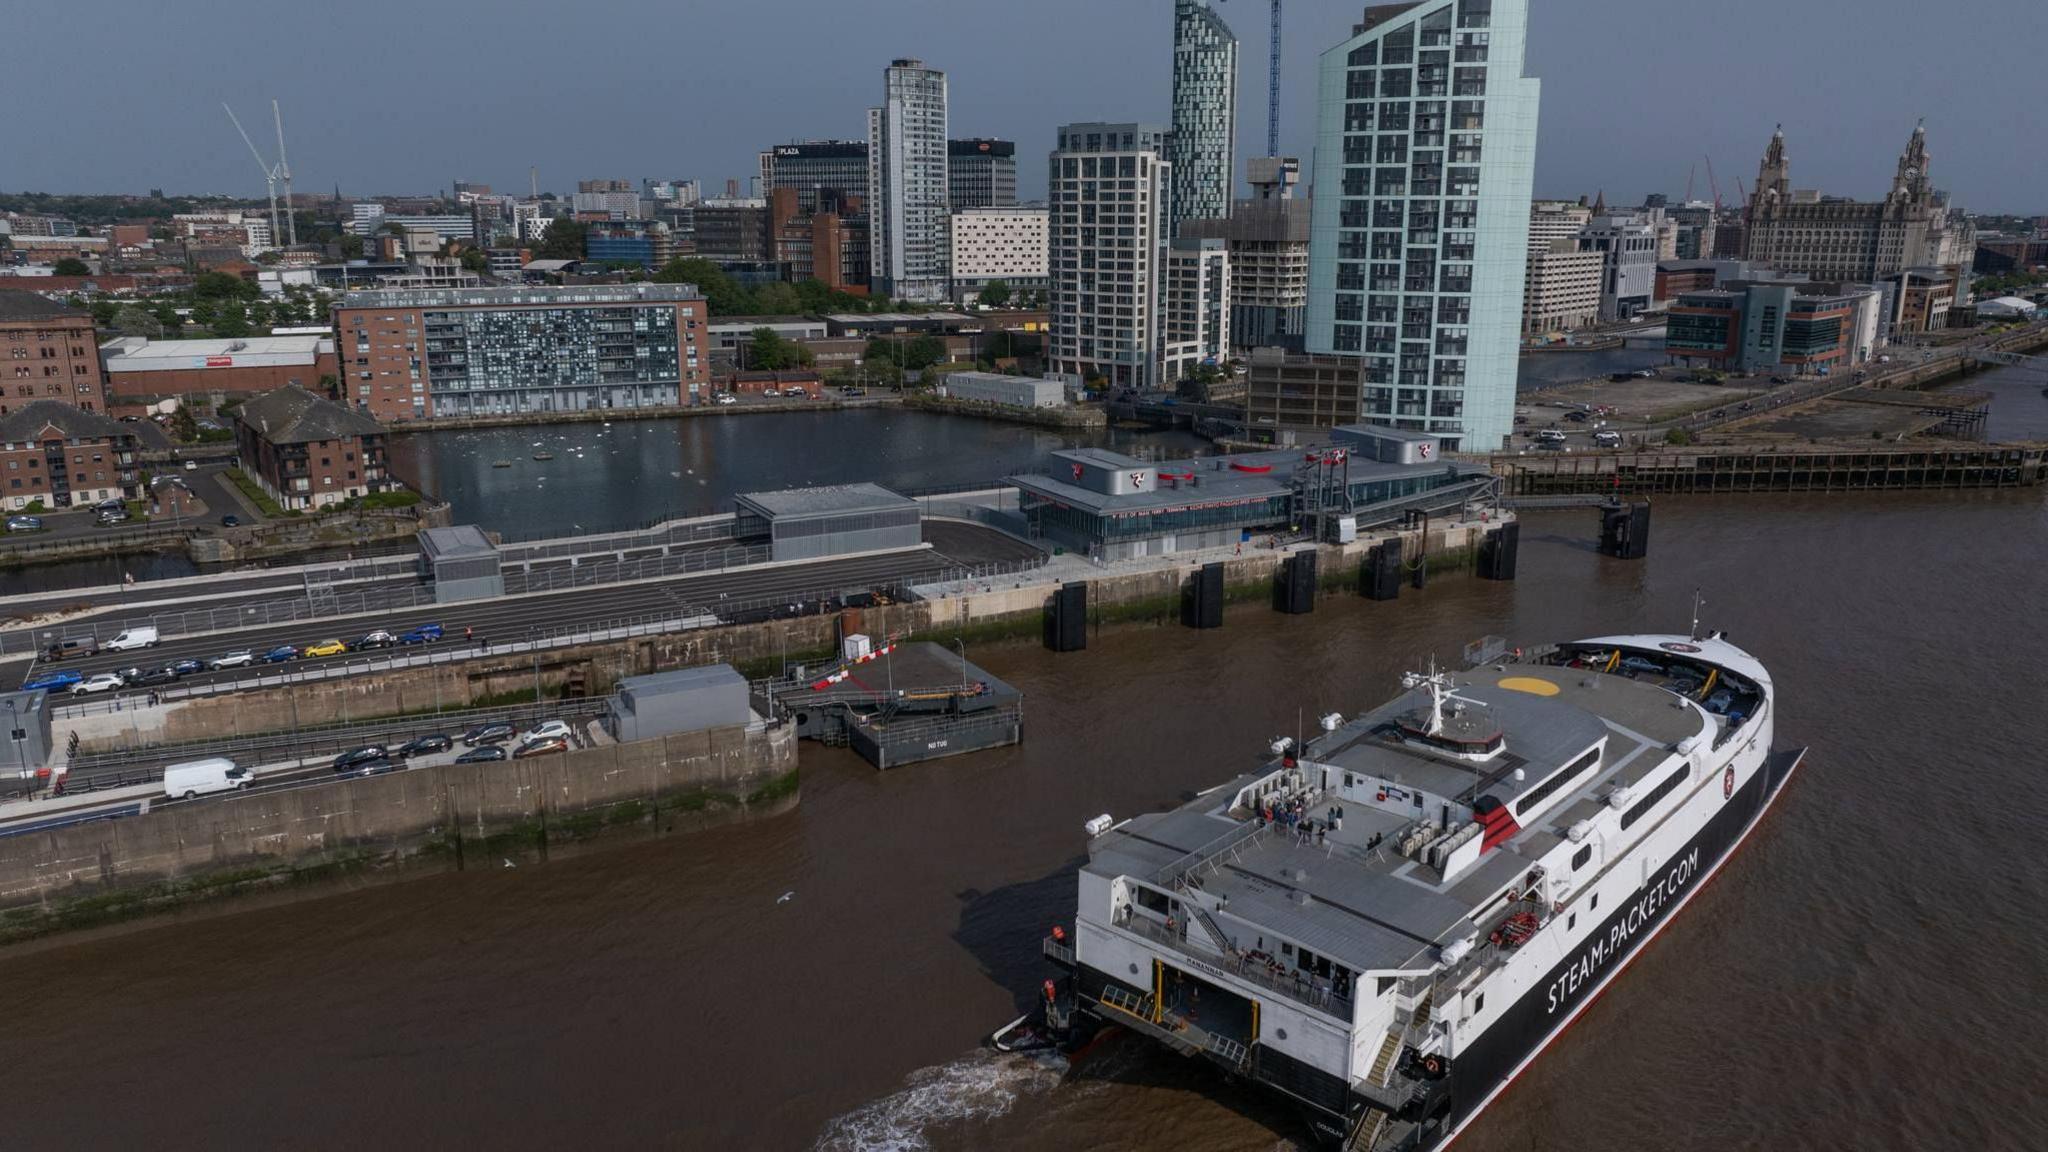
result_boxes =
[194,270,258,300]
[245,300,273,332]
[190,299,219,330]
[976,280,1012,309]
[749,327,798,370]
[900,334,947,370]
[149,302,183,335]
[655,257,753,316]
[53,257,91,276]
[212,304,252,338]
[753,281,803,316]
[112,304,163,338]
[1664,427,1694,446]
[532,218,588,261]
[459,247,490,273]
[90,298,119,326]
[338,233,365,258]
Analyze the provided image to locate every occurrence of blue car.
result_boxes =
[170,658,206,677]
[398,623,444,645]
[22,669,83,692]
[262,645,299,663]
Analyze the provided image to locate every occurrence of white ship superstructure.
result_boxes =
[1037,633,1803,1149]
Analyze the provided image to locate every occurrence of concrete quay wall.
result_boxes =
[0,721,797,941]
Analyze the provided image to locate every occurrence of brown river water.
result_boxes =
[4,488,2048,1152]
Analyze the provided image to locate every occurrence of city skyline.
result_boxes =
[7,0,2042,213]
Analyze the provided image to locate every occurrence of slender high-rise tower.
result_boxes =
[1169,0,1239,232]
[866,58,951,302]
[1305,0,1540,452]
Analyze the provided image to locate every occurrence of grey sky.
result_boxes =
[10,0,2043,213]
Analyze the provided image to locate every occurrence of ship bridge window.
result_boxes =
[1134,886,1170,915]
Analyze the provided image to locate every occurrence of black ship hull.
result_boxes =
[1403,744,1805,1150]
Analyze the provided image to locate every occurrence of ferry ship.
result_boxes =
[1016,629,1803,1149]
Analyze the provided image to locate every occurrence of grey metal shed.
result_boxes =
[732,483,922,562]
[0,689,54,780]
[417,524,505,603]
[607,664,751,742]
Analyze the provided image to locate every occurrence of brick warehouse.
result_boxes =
[0,295,108,416]
[100,334,340,412]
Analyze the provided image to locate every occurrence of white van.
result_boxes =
[162,758,251,800]
[105,626,160,652]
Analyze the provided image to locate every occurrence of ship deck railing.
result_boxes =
[1119,909,1354,1023]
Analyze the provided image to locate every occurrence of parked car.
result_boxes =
[1619,656,1664,674]
[1593,431,1623,447]
[395,733,452,759]
[1704,689,1735,715]
[399,623,445,645]
[715,394,738,406]
[22,670,83,692]
[331,745,390,773]
[1711,408,1727,418]
[162,758,251,801]
[519,719,573,746]
[351,630,398,651]
[220,515,240,528]
[71,673,127,696]
[1770,375,1791,385]
[1535,429,1568,443]
[513,736,570,759]
[43,637,98,661]
[211,650,256,669]
[461,722,515,747]
[262,645,299,663]
[454,746,508,764]
[184,459,199,472]
[5,515,43,532]
[170,658,207,676]
[301,639,348,658]
[349,758,399,778]
[1562,410,1590,423]
[104,626,160,652]
[1737,401,1755,412]
[94,497,125,513]
[96,508,131,526]
[135,666,180,686]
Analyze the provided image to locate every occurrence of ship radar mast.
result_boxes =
[1400,660,1489,739]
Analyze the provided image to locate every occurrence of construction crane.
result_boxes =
[1221,0,1285,158]
[222,101,297,250]
[272,100,296,247]
[1265,0,1282,158]
[1704,155,1721,209]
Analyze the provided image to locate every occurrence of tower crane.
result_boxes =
[223,101,297,250]
[1221,0,1285,158]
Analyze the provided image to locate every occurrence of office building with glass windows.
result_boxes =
[949,139,1018,210]
[1169,0,1239,233]
[1305,0,1539,451]
[333,285,709,421]
[867,59,952,303]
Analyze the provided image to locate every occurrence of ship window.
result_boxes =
[1474,993,1485,1015]
[1515,747,1602,817]
[1592,894,1600,910]
[1281,942,1294,957]
[1377,977,1396,996]
[1568,914,1577,930]
[1620,764,1691,830]
[1134,886,1170,915]
[1571,844,1592,870]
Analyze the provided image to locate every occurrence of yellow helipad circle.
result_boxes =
[1498,676,1561,697]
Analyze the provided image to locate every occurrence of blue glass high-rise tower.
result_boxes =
[1305,0,1538,452]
